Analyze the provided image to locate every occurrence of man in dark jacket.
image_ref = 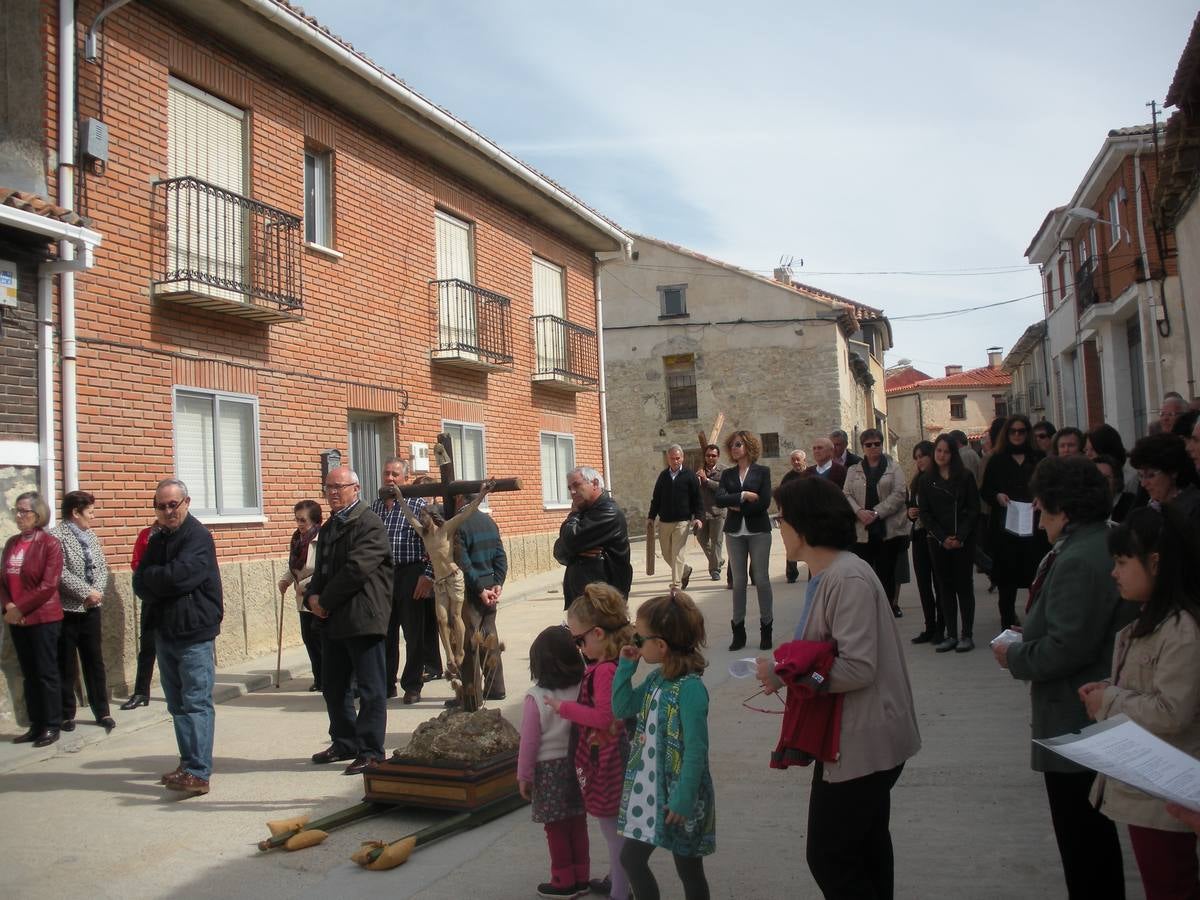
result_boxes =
[831,429,862,469]
[554,466,632,608]
[306,466,393,775]
[449,496,509,706]
[646,444,703,590]
[133,478,223,797]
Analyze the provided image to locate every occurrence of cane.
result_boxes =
[275,584,287,689]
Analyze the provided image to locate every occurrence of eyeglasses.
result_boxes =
[1138,469,1165,481]
[324,482,358,492]
[153,499,186,512]
[632,633,664,648]
[14,508,34,517]
[741,688,785,715]
[862,441,882,448]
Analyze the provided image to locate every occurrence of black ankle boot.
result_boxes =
[760,621,773,650]
[728,620,747,651]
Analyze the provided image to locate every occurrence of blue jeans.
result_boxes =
[156,637,215,780]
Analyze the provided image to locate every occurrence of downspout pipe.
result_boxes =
[1134,141,1164,427]
[58,0,79,493]
[36,273,56,514]
[593,251,626,490]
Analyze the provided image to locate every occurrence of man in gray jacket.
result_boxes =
[306,466,393,775]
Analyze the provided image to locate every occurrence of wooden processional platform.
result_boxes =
[361,751,520,811]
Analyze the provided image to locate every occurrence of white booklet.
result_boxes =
[1036,714,1200,813]
[1004,500,1035,536]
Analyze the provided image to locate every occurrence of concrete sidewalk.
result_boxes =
[0,538,1145,899]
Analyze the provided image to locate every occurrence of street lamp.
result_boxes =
[1064,206,1116,227]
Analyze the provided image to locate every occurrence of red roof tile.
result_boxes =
[885,364,1011,396]
[884,367,932,392]
[0,188,90,227]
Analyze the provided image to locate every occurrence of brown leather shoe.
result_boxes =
[402,690,420,705]
[166,772,210,795]
[311,747,356,765]
[159,765,184,785]
[343,755,376,776]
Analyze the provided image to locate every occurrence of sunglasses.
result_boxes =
[742,688,785,715]
[632,633,665,648]
[1008,427,1028,435]
[731,441,745,448]
[153,499,186,512]
[569,628,591,648]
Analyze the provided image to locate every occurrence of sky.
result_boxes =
[294,0,1196,375]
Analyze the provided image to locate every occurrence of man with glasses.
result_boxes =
[306,466,393,775]
[697,444,727,581]
[371,457,438,703]
[132,479,222,796]
[554,467,632,608]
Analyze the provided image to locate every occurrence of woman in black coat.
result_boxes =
[919,435,981,653]
[979,414,1050,630]
[906,441,943,645]
[714,430,774,651]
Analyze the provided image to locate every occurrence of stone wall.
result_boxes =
[0,529,559,726]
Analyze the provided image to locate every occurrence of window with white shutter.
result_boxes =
[348,413,396,496]
[435,211,476,349]
[533,256,566,373]
[540,432,575,507]
[174,388,261,518]
[167,78,247,301]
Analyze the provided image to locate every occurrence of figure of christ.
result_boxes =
[397,480,494,672]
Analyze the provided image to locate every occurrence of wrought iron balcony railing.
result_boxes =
[430,279,513,370]
[531,315,599,390]
[152,176,303,323]
[1075,256,1110,313]
[1027,380,1045,410]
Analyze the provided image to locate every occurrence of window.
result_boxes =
[1044,272,1054,314]
[1056,256,1066,299]
[993,394,1009,419]
[1108,193,1122,248]
[949,395,967,420]
[304,149,332,247]
[664,354,698,420]
[442,421,486,484]
[348,412,396,497]
[658,284,687,318]
[435,210,476,348]
[533,256,566,373]
[761,433,780,458]
[174,388,261,517]
[540,432,576,507]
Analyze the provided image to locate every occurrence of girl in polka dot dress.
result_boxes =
[518,625,588,898]
[613,591,715,900]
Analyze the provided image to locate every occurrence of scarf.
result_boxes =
[289,525,318,573]
[863,456,889,538]
[1025,526,1072,613]
[67,521,97,584]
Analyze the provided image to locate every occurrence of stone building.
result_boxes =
[1,0,628,722]
[886,351,1013,474]
[599,235,891,528]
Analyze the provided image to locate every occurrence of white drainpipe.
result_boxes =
[36,273,56,509]
[59,0,79,493]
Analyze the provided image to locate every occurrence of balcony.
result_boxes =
[430,279,513,371]
[152,176,303,324]
[1027,380,1045,411]
[1075,255,1111,314]
[531,315,599,391]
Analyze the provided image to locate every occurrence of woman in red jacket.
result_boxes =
[2,492,65,746]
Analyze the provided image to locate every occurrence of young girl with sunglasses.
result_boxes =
[1079,506,1200,900]
[614,591,715,900]
[544,582,635,900]
[518,625,588,898]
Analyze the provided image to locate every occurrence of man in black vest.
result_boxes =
[646,444,703,591]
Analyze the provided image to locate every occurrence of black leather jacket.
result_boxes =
[133,513,223,644]
[553,494,633,601]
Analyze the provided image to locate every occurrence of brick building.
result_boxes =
[1024,125,1184,439]
[599,235,891,527]
[3,0,628,716]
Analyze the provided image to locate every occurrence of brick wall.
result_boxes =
[0,247,39,442]
[44,0,605,563]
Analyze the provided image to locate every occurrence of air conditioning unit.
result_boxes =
[410,442,430,473]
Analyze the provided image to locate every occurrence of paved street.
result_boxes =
[0,538,1144,899]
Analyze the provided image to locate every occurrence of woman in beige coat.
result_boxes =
[1079,505,1200,900]
[843,428,908,617]
[757,475,920,898]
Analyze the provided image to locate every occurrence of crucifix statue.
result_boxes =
[384,433,521,712]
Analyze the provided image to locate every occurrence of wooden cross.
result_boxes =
[388,433,522,713]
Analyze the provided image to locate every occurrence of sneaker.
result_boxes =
[536,881,582,898]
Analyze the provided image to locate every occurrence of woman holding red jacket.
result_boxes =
[1,492,65,747]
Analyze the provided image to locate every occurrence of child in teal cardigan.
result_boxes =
[613,591,715,900]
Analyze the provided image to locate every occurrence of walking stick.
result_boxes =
[275,584,287,689]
